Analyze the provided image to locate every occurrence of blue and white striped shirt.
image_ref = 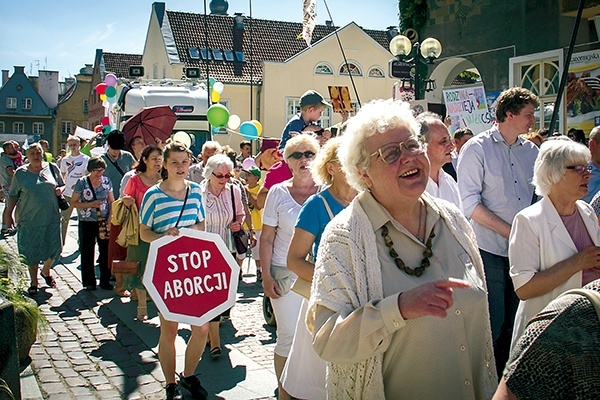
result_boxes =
[140,182,205,234]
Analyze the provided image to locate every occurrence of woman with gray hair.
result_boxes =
[508,137,600,348]
[201,153,247,359]
[307,99,496,399]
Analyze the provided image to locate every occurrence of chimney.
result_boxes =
[1,70,8,86]
[233,13,245,30]
[37,70,59,108]
[325,20,333,28]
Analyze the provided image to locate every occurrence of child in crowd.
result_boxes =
[278,90,331,150]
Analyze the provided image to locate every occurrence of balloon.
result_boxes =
[105,86,117,98]
[107,95,117,104]
[206,104,230,127]
[104,74,117,86]
[213,81,224,94]
[240,121,259,140]
[211,90,221,103]
[102,125,111,134]
[172,131,192,148]
[95,83,107,95]
[101,116,110,126]
[212,127,221,134]
[209,77,216,87]
[242,157,257,170]
[99,94,107,101]
[250,120,263,136]
[94,125,103,133]
[227,114,241,130]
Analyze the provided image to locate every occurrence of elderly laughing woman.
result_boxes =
[508,137,600,349]
[307,99,497,399]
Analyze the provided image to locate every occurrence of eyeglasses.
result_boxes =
[565,165,592,174]
[369,138,424,164]
[313,129,325,136]
[212,172,232,179]
[92,168,105,172]
[287,151,316,160]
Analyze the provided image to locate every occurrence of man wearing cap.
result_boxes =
[101,130,136,197]
[279,90,331,150]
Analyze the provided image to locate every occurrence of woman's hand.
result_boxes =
[163,227,180,237]
[90,200,103,209]
[54,187,63,196]
[121,196,135,207]
[230,221,242,232]
[572,245,600,271]
[398,278,471,319]
[262,274,281,299]
[248,231,257,248]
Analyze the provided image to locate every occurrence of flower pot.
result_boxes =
[13,297,38,364]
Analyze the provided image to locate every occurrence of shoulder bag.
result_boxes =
[87,177,110,240]
[49,163,70,211]
[230,186,249,254]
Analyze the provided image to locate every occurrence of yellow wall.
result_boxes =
[54,74,92,154]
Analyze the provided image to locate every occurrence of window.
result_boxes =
[212,49,224,61]
[368,66,385,78]
[13,122,24,134]
[22,98,32,110]
[200,49,212,61]
[82,99,88,114]
[188,47,200,59]
[153,63,158,79]
[33,122,44,134]
[286,98,333,127]
[0,122,4,133]
[6,97,17,109]
[314,63,334,75]
[339,61,363,76]
[235,51,246,62]
[62,121,73,135]
[82,121,90,129]
[223,50,235,62]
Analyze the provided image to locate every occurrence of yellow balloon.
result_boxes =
[211,90,220,103]
[250,120,263,136]
[100,94,107,101]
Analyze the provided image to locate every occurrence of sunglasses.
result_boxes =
[314,129,325,136]
[287,151,316,160]
[212,172,232,179]
[565,165,592,174]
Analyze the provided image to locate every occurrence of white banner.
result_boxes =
[302,0,317,47]
[443,84,494,134]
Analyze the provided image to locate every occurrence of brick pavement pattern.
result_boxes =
[3,218,278,400]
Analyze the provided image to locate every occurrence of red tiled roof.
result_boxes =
[102,52,143,78]
[166,11,391,84]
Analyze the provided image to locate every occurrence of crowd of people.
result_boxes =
[3,86,600,399]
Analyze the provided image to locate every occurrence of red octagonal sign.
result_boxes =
[143,228,240,326]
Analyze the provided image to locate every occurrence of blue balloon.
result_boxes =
[239,121,258,140]
[212,127,220,134]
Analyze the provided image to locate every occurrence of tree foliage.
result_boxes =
[398,0,428,32]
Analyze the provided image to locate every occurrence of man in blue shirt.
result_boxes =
[583,125,600,203]
[458,87,539,377]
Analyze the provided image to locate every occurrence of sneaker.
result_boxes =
[179,373,208,400]
[166,383,182,400]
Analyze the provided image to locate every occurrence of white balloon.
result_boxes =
[172,131,192,148]
[213,81,225,94]
[227,114,241,130]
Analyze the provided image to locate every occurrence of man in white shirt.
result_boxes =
[60,135,89,244]
[416,112,461,208]
[457,87,539,376]
[188,141,222,185]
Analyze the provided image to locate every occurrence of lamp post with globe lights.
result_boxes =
[388,33,442,100]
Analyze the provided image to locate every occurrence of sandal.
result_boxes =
[27,286,38,295]
[41,273,57,288]
[115,288,131,297]
[136,305,148,321]
[210,346,222,360]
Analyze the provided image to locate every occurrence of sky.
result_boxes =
[0,0,400,80]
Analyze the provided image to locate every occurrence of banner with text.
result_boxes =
[443,84,494,135]
[567,49,600,135]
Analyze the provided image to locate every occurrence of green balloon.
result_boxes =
[207,104,230,127]
[105,86,117,98]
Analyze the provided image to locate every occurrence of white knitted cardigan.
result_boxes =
[307,192,496,399]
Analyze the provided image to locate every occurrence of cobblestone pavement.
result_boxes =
[3,213,278,400]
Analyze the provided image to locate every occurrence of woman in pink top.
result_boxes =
[122,145,163,321]
[509,138,600,350]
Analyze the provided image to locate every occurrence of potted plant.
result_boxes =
[0,245,46,364]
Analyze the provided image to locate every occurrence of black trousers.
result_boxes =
[78,220,110,288]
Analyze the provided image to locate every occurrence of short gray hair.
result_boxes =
[589,126,600,143]
[533,137,590,196]
[414,112,442,143]
[202,153,233,179]
[338,99,420,191]
[202,140,222,153]
[282,134,319,161]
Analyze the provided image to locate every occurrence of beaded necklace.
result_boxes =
[381,223,436,277]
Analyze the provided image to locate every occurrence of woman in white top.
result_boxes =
[509,137,600,348]
[260,134,320,400]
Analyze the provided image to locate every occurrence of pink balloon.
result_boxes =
[104,74,117,86]
[101,116,110,126]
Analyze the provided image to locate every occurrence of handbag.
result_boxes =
[230,187,248,254]
[88,177,110,240]
[112,260,138,274]
[49,163,70,210]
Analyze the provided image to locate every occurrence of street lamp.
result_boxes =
[389,34,442,100]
